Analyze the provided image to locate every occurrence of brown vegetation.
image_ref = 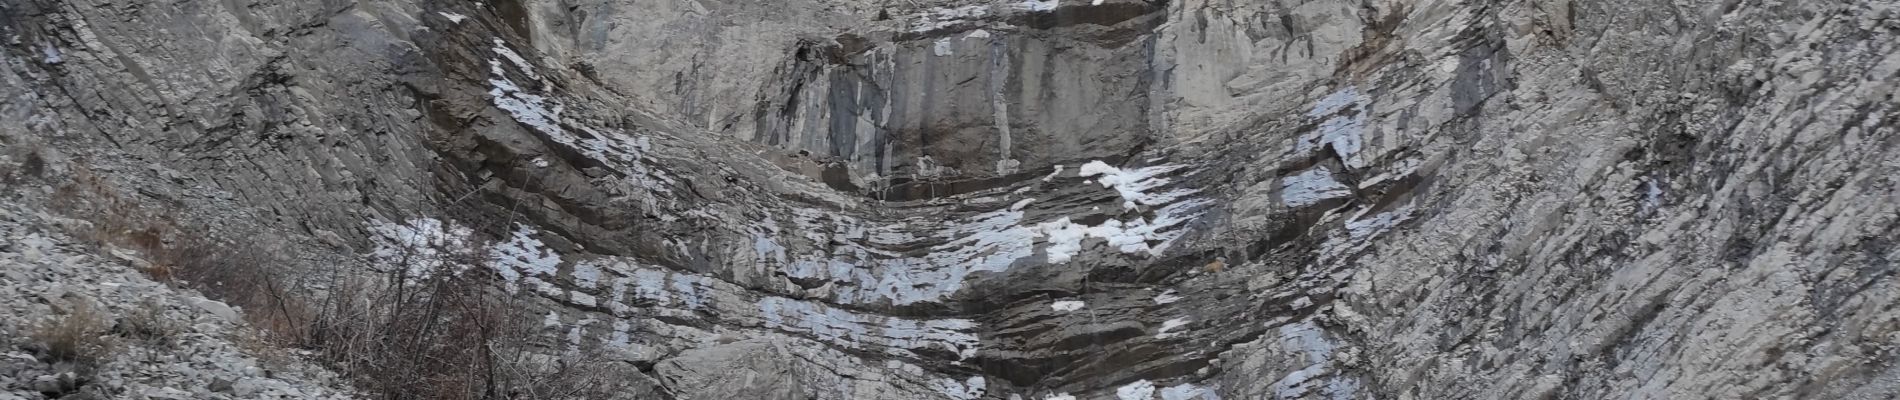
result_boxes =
[45,164,643,399]
[29,301,115,367]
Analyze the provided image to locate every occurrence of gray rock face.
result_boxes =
[3,0,1899,399]
[0,209,358,400]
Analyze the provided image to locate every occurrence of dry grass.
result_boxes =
[31,301,115,366]
[45,163,640,400]
[119,298,180,345]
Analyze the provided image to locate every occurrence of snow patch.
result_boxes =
[1268,320,1359,399]
[1042,165,1066,182]
[764,160,1207,305]
[1045,394,1077,400]
[569,291,597,307]
[572,260,602,288]
[934,38,955,56]
[1153,290,1182,304]
[40,44,61,65]
[759,296,981,360]
[933,376,987,400]
[1118,380,1157,400]
[911,5,988,32]
[1019,0,1060,11]
[775,208,1035,305]
[1035,217,1088,263]
[1318,202,1417,262]
[1308,87,1361,118]
[1644,178,1664,210]
[1051,300,1085,312]
[491,38,539,80]
[487,38,671,198]
[487,40,562,137]
[438,11,469,23]
[489,224,563,293]
[1347,203,1415,241]
[609,320,633,347]
[1032,198,1208,262]
[1159,383,1215,400]
[1281,167,1352,207]
[1078,161,1200,207]
[1297,86,1370,167]
[1156,318,1191,339]
[1010,198,1037,211]
[367,218,475,281]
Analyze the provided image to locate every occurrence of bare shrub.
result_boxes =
[118,298,179,345]
[161,237,316,342]
[309,244,522,400]
[45,165,641,399]
[494,341,653,400]
[31,301,115,366]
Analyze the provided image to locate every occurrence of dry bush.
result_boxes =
[31,301,115,366]
[494,341,653,400]
[234,326,302,371]
[118,298,180,345]
[311,247,523,400]
[45,165,643,399]
[162,237,317,341]
[47,165,315,343]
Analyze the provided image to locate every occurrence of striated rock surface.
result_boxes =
[0,207,359,400]
[2,0,1898,398]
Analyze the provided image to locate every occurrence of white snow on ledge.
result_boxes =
[1156,317,1190,339]
[1158,383,1214,400]
[366,218,565,296]
[934,38,955,56]
[1051,300,1085,312]
[1034,159,1212,262]
[763,159,1211,306]
[1281,167,1351,207]
[933,376,987,400]
[1268,320,1360,399]
[367,218,475,280]
[1116,380,1216,400]
[1118,380,1157,400]
[1019,0,1060,11]
[1298,86,1370,168]
[1153,290,1182,304]
[485,38,672,196]
[1078,160,1200,209]
[438,11,468,23]
[910,5,988,33]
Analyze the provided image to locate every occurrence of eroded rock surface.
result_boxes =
[2,0,1898,399]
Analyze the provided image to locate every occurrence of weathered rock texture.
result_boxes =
[0,207,360,400]
[3,0,1898,399]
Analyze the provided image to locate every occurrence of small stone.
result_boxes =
[187,297,240,322]
[32,374,64,393]
[232,379,264,397]
[142,386,193,399]
[30,372,81,395]
[209,378,235,394]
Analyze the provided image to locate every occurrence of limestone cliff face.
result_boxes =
[3,0,1898,399]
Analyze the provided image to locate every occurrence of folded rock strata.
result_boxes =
[1,0,1897,399]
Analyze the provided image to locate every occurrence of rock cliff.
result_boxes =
[2,0,1897,399]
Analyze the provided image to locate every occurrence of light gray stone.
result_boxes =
[2,0,1897,398]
